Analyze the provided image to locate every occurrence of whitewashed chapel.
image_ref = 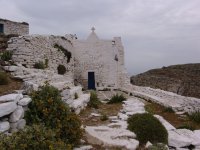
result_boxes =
[73,27,130,90]
[5,20,130,90]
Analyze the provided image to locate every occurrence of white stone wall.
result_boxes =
[73,31,130,89]
[7,35,74,78]
[0,19,29,35]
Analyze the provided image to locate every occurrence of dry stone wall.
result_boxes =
[0,93,31,133]
[0,19,29,35]
[7,35,74,78]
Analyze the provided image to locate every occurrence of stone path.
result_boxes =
[84,92,200,150]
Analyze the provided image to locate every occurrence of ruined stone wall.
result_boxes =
[0,19,29,35]
[7,35,74,78]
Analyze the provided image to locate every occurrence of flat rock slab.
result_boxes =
[85,126,139,150]
[168,130,193,148]
[0,121,10,133]
[0,94,23,103]
[3,66,19,72]
[175,129,200,146]
[0,102,17,117]
[154,115,176,131]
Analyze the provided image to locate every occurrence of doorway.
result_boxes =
[88,72,95,89]
[0,24,4,33]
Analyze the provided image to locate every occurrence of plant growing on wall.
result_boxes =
[57,64,67,75]
[0,51,13,61]
[54,44,72,63]
[34,61,46,69]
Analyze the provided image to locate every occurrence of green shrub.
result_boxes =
[0,124,72,150]
[148,143,168,150]
[0,72,9,85]
[100,114,108,121]
[57,64,66,75]
[88,91,101,109]
[188,111,200,123]
[25,84,83,146]
[107,94,126,104]
[34,61,46,69]
[127,113,168,145]
[74,92,78,99]
[54,44,71,63]
[1,51,12,61]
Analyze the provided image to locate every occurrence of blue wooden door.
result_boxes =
[0,24,4,33]
[88,72,95,89]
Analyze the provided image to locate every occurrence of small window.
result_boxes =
[0,24,4,33]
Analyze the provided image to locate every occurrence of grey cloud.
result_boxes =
[0,0,200,74]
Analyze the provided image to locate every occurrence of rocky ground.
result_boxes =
[131,63,200,99]
[77,90,200,150]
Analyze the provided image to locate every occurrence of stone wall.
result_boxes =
[0,93,31,133]
[7,35,74,78]
[0,19,29,35]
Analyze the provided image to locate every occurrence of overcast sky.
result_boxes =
[0,0,200,75]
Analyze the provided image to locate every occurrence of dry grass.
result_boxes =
[79,103,122,126]
[0,73,22,96]
[145,102,200,130]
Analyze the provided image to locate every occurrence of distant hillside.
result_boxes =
[131,63,200,99]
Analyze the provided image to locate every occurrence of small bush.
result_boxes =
[74,92,78,99]
[0,124,72,150]
[100,114,108,121]
[88,91,101,109]
[107,94,126,104]
[57,64,66,75]
[1,51,12,61]
[34,61,46,69]
[188,111,200,123]
[148,143,168,150]
[128,113,168,145]
[25,84,83,146]
[0,72,9,85]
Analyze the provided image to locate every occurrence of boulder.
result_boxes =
[175,129,200,146]
[0,121,10,133]
[9,106,24,123]
[18,97,32,106]
[0,94,23,103]
[0,102,17,117]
